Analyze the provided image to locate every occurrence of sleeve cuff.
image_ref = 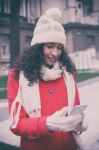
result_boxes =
[37,116,48,135]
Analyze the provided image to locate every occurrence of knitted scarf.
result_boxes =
[9,62,84,150]
[10,62,75,129]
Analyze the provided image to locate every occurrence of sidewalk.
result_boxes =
[0,77,99,149]
[0,119,20,147]
[0,101,20,147]
[79,78,99,150]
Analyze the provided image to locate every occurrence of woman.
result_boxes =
[8,8,86,150]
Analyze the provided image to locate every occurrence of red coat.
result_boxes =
[7,70,80,150]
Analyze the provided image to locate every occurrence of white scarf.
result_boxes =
[9,62,84,150]
[10,62,75,128]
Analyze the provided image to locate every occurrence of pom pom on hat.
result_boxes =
[31,7,66,47]
[45,8,62,22]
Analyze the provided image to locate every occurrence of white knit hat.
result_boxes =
[31,8,66,47]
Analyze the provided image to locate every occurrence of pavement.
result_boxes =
[0,77,99,149]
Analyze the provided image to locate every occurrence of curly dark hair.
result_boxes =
[13,44,77,85]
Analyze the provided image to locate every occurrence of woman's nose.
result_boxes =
[51,48,58,56]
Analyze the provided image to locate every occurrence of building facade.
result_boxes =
[0,0,99,70]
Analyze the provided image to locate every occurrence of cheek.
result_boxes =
[43,48,49,55]
[43,50,48,60]
[43,50,50,59]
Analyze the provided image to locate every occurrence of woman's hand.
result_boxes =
[46,107,84,132]
[73,119,88,134]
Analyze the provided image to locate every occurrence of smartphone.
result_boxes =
[69,105,87,115]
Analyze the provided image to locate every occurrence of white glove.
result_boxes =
[46,107,83,132]
[73,119,88,134]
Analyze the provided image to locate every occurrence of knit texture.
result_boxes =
[31,8,66,47]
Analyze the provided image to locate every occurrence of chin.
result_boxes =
[48,63,54,65]
[47,61,56,65]
[45,62,55,68]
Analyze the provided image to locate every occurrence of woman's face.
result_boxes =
[43,42,63,65]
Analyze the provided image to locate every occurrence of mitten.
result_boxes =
[46,107,83,132]
[73,119,88,134]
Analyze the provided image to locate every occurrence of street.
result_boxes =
[79,80,99,150]
[0,107,9,121]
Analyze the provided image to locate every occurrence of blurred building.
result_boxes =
[0,0,99,68]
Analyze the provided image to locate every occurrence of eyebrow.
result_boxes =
[45,43,63,46]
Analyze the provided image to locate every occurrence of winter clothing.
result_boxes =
[9,62,75,129]
[31,8,66,47]
[8,7,85,150]
[46,107,83,132]
[8,69,80,150]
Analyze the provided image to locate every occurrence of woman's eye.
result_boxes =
[45,43,63,50]
[45,44,54,48]
[57,45,63,50]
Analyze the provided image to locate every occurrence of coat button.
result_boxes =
[49,89,54,94]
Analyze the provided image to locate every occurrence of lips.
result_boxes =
[44,56,58,65]
[47,56,57,62]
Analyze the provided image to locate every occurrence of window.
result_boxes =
[19,0,35,23]
[20,0,27,17]
[86,35,95,48]
[25,36,32,47]
[20,0,30,18]
[4,0,10,13]
[0,0,10,13]
[83,0,93,15]
[87,0,93,14]
[65,0,69,8]
[0,44,10,60]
